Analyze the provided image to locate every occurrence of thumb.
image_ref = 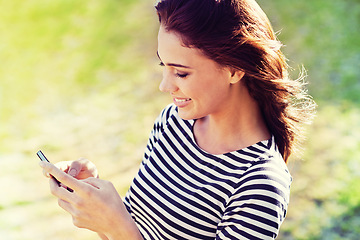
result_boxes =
[68,161,82,178]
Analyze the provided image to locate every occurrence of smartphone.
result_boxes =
[36,150,51,163]
[37,150,61,186]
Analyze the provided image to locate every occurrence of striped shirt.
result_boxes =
[124,104,292,240]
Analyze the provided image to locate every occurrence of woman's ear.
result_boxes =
[230,69,245,84]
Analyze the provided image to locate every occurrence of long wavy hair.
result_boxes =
[155,0,316,162]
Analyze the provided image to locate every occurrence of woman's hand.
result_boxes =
[39,161,143,240]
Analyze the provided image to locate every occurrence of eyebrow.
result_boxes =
[157,51,191,69]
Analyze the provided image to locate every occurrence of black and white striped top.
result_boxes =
[124,104,292,240]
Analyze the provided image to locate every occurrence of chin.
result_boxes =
[178,112,194,121]
[177,109,203,121]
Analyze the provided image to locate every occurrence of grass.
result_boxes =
[0,0,359,239]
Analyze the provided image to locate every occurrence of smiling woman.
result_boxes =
[157,26,248,125]
[39,0,315,239]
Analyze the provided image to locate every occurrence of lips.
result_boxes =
[173,97,192,107]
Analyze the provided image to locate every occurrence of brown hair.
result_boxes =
[155,0,316,162]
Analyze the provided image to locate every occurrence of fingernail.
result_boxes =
[69,169,77,177]
[39,161,45,168]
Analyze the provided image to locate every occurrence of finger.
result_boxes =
[58,198,74,214]
[81,177,102,189]
[42,167,51,178]
[49,177,68,194]
[74,158,99,179]
[55,161,71,173]
[60,182,73,192]
[40,161,90,194]
[68,160,84,178]
[49,176,59,189]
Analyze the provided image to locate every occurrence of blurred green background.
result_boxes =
[0,0,359,239]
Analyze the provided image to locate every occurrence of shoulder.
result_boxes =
[231,145,292,214]
[243,156,292,199]
[241,141,292,191]
[244,137,291,186]
[230,138,292,208]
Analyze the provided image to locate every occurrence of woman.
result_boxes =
[40,0,315,239]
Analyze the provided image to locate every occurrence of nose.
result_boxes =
[159,70,177,93]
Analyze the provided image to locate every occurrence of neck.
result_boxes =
[193,81,270,155]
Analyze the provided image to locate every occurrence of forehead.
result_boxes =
[157,25,219,69]
[158,26,201,60]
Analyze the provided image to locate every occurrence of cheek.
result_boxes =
[194,83,228,107]
[203,78,229,96]
[184,71,230,100]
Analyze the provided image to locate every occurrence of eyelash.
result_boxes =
[159,61,189,79]
[176,73,189,78]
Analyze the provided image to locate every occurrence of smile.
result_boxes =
[174,98,191,103]
[173,97,192,108]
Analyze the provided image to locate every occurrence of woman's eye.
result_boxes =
[176,73,189,78]
[158,61,189,78]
